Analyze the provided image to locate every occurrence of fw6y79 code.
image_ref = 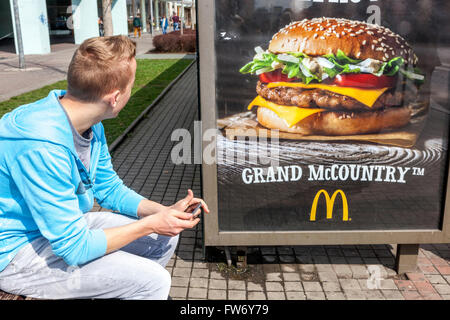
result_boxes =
[224,304,269,315]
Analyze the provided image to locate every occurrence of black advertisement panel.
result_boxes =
[212,0,450,233]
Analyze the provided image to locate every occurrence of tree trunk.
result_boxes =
[102,0,114,36]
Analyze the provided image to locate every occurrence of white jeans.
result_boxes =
[0,211,179,300]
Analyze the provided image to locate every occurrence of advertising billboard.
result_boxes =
[198,0,450,246]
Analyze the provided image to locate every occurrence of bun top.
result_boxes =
[269,18,417,65]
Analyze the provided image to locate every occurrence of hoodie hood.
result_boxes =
[0,90,95,156]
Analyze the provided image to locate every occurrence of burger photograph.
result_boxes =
[213,0,449,232]
[239,17,425,137]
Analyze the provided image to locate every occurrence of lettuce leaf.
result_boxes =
[375,57,404,76]
[336,49,361,65]
[239,48,424,84]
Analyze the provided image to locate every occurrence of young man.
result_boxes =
[0,35,208,299]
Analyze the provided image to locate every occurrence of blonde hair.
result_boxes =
[67,35,136,102]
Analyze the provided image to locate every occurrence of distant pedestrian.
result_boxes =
[148,17,153,34]
[98,17,104,37]
[171,12,180,31]
[161,15,168,34]
[133,14,142,38]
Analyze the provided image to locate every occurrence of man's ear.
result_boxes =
[107,90,121,109]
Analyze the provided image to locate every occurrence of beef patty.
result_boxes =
[256,81,414,111]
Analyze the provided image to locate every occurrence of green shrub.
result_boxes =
[152,29,196,53]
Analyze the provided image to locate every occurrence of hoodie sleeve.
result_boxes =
[10,146,107,267]
[92,124,145,218]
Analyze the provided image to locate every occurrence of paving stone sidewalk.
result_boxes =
[98,61,450,300]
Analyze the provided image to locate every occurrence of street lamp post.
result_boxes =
[140,0,147,33]
[149,0,154,36]
[180,0,184,35]
[193,0,196,30]
[12,0,25,69]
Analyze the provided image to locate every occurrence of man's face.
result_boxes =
[112,58,137,117]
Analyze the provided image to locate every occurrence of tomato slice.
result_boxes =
[259,70,295,83]
[332,74,396,89]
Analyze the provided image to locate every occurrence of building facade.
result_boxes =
[0,0,197,55]
[1,0,129,55]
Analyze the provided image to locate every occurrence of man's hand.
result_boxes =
[136,189,209,218]
[105,206,200,253]
[170,189,210,216]
[140,206,200,237]
[106,189,209,255]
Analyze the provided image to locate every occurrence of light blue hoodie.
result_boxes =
[0,90,145,271]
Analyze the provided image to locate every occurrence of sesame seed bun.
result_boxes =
[269,17,418,65]
[257,105,412,136]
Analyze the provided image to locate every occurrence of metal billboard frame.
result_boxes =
[197,1,450,271]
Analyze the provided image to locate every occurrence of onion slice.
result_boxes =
[299,62,313,77]
[277,54,300,64]
[254,46,264,54]
[400,68,424,81]
[255,67,273,75]
[315,57,335,69]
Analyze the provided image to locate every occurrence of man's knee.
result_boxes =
[106,255,172,299]
[80,251,172,299]
[135,265,171,300]
[159,268,172,291]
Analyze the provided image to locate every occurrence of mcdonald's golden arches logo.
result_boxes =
[310,189,349,221]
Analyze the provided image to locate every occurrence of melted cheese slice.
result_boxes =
[248,95,324,127]
[266,82,389,108]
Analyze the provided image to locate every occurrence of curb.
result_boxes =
[108,58,197,153]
